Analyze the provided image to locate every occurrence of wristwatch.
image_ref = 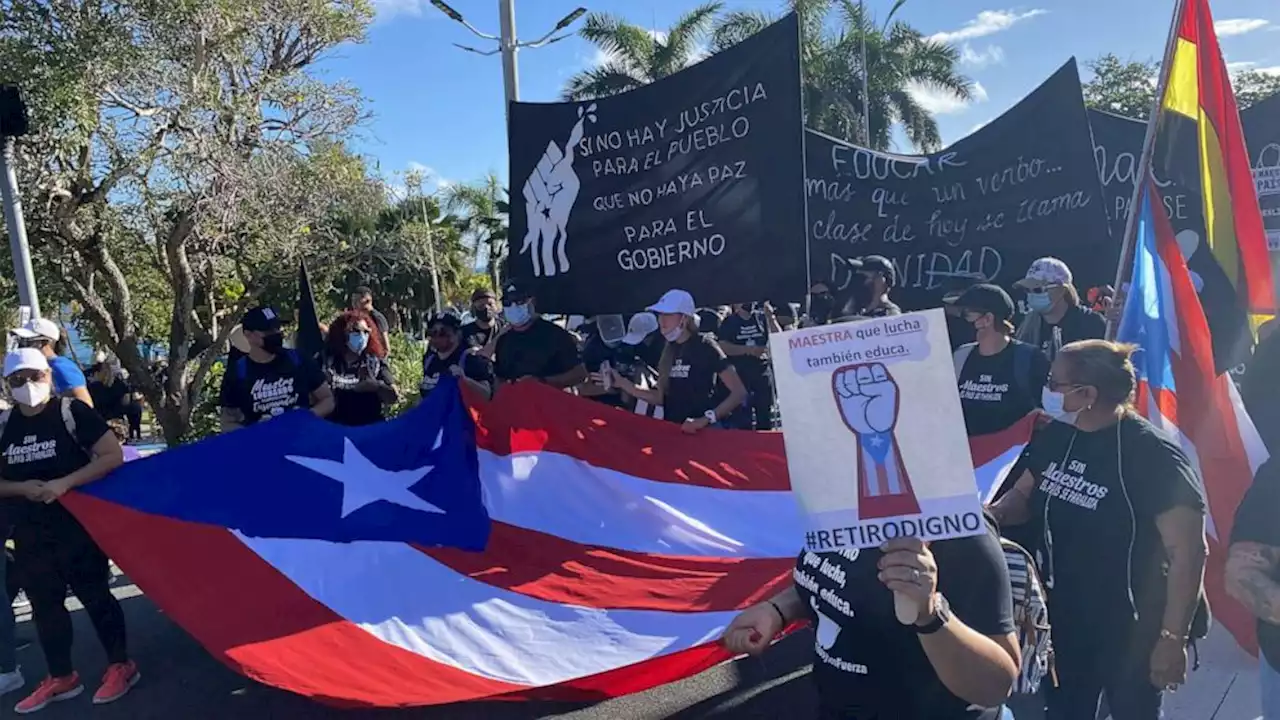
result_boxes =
[914,593,952,635]
[703,410,718,424]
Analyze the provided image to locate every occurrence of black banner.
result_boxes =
[803,59,1111,310]
[506,14,806,315]
[1242,93,1280,254]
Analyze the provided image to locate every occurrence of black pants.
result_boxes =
[14,511,127,677]
[1047,618,1162,720]
[742,371,775,430]
[124,403,143,439]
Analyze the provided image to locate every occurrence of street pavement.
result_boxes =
[10,576,820,720]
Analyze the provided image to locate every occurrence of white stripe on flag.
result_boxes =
[236,533,733,687]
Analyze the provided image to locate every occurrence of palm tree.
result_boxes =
[442,173,509,291]
[713,0,971,152]
[562,2,723,101]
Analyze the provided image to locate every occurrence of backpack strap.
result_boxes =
[60,397,77,439]
[952,343,976,378]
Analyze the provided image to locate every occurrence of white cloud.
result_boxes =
[929,9,1047,44]
[960,44,1006,69]
[1214,18,1270,37]
[909,81,988,115]
[1227,61,1257,73]
[1253,66,1280,77]
[372,0,432,20]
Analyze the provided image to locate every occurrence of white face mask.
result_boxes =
[1041,385,1082,425]
[662,325,684,342]
[12,380,51,408]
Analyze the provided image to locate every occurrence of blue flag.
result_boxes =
[83,377,490,551]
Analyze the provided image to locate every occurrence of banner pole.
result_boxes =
[1106,0,1188,339]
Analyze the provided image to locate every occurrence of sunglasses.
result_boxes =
[7,373,44,387]
[428,328,454,338]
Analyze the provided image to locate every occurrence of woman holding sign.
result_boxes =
[722,531,1020,718]
[989,340,1207,720]
[610,289,746,435]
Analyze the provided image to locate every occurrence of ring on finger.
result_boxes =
[910,569,921,584]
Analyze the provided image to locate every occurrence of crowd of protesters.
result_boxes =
[2,251,1279,718]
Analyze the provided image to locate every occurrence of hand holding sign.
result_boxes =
[878,536,939,626]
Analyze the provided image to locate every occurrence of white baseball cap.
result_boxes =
[3,348,50,377]
[622,312,659,345]
[1014,257,1073,289]
[646,289,697,318]
[10,318,60,342]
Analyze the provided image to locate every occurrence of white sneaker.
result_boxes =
[0,668,24,697]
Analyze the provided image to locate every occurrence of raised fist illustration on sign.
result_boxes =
[832,363,921,520]
[521,103,595,278]
[811,596,841,651]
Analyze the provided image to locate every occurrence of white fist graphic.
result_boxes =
[521,103,595,277]
[811,596,841,651]
[833,363,899,435]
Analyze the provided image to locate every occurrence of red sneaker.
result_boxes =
[14,674,82,714]
[92,662,139,705]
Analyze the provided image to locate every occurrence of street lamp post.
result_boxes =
[430,1,587,122]
[0,85,40,318]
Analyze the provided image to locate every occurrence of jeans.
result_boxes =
[0,551,14,673]
[14,512,127,677]
[1047,618,1163,720]
[1262,655,1280,719]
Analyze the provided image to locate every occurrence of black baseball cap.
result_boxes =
[859,255,896,287]
[428,312,462,330]
[503,280,532,304]
[956,284,1015,323]
[471,288,496,302]
[241,306,283,333]
[940,273,987,303]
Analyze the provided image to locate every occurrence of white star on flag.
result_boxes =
[286,438,444,519]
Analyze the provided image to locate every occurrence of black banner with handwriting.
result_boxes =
[506,14,806,315]
[804,59,1112,310]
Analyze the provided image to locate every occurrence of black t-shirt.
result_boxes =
[1230,458,1280,668]
[1243,330,1280,453]
[0,399,110,529]
[1033,305,1106,359]
[795,531,1015,719]
[219,351,327,426]
[956,341,1050,436]
[716,311,769,382]
[369,308,390,338]
[663,333,731,424]
[494,318,581,382]
[1021,414,1205,630]
[87,379,132,420]
[460,320,496,352]
[325,353,396,427]
[421,345,493,397]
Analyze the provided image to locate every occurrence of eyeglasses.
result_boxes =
[7,373,43,387]
[428,328,454,338]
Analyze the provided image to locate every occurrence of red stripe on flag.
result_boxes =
[421,522,793,612]
[61,493,524,707]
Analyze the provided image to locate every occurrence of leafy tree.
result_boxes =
[714,0,972,151]
[562,2,723,101]
[1082,54,1163,119]
[0,0,377,443]
[443,172,509,292]
[1083,53,1280,119]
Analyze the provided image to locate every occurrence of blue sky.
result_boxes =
[335,0,1280,192]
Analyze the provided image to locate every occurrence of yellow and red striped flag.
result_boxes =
[1155,0,1276,370]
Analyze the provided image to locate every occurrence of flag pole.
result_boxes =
[1106,0,1189,339]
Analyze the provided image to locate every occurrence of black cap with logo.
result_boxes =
[956,284,1015,323]
[241,306,283,333]
[859,255,897,287]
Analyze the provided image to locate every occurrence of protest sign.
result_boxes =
[770,308,983,557]
[1242,92,1280,253]
[506,14,807,316]
[804,59,1112,310]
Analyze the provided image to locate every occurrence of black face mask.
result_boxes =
[850,280,875,309]
[809,293,834,322]
[473,307,494,322]
[262,332,285,354]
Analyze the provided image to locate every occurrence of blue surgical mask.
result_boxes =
[347,332,369,353]
[1041,386,1081,425]
[504,302,532,326]
[1027,292,1053,313]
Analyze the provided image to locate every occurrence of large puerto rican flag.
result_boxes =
[1118,176,1269,652]
[62,378,1032,708]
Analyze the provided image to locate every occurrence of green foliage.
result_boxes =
[187,359,226,443]
[1084,54,1280,120]
[386,332,425,418]
[443,173,509,292]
